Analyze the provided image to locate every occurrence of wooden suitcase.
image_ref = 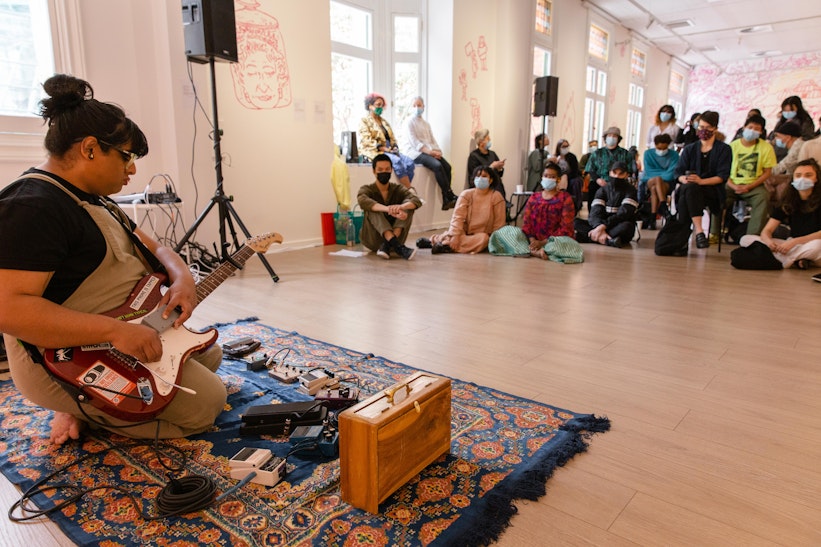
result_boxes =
[339,371,451,513]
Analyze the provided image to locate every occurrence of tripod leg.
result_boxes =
[224,199,280,282]
[174,199,217,253]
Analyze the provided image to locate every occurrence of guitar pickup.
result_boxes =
[141,307,181,333]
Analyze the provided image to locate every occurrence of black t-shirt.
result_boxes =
[771,204,821,238]
[0,169,132,304]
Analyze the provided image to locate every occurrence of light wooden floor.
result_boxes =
[3,230,821,546]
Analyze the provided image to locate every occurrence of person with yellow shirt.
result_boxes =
[726,114,777,235]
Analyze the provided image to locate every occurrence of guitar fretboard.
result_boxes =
[195,244,255,304]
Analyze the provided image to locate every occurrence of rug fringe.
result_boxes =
[452,414,611,546]
[206,316,259,328]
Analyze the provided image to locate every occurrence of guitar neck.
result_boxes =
[195,244,256,304]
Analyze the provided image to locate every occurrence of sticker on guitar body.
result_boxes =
[77,363,137,406]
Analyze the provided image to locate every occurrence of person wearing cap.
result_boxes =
[585,127,634,212]
[674,110,732,249]
[726,114,777,235]
[574,161,639,247]
[766,121,806,204]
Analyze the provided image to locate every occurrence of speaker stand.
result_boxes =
[175,57,279,283]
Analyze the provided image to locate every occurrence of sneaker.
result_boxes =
[813,273,821,283]
[695,233,709,249]
[605,237,623,248]
[376,241,391,259]
[416,237,432,249]
[431,242,454,254]
[442,198,457,210]
[395,244,417,260]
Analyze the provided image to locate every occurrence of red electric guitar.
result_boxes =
[42,232,282,421]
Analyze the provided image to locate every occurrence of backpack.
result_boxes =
[654,218,691,256]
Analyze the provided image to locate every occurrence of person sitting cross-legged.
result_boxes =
[521,162,576,259]
[574,161,639,248]
[357,153,423,260]
[417,166,506,254]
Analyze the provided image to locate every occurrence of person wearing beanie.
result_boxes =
[674,110,732,250]
[584,126,634,212]
[766,121,807,204]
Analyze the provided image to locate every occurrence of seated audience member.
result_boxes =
[767,121,806,204]
[674,110,732,249]
[358,93,416,188]
[521,162,576,259]
[771,95,816,142]
[525,133,549,192]
[677,113,701,148]
[585,127,634,213]
[727,114,777,235]
[646,105,681,150]
[574,162,639,248]
[641,133,680,229]
[403,96,458,210]
[417,166,506,254]
[357,153,422,260]
[733,109,763,141]
[579,140,598,174]
[739,159,821,269]
[554,138,583,211]
[467,128,506,198]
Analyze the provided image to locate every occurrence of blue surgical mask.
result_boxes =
[605,136,618,148]
[589,146,598,153]
[415,107,424,117]
[474,176,490,189]
[742,128,760,142]
[560,147,569,156]
[775,138,787,149]
[792,177,815,191]
[655,148,669,156]
[485,140,492,150]
[660,112,672,123]
[540,177,557,190]
[783,110,797,120]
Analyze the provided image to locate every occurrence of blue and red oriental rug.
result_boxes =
[0,320,609,546]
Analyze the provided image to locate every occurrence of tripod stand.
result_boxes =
[174,57,279,283]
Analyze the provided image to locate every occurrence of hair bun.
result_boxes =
[40,74,94,120]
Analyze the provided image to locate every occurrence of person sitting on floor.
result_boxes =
[585,126,634,212]
[641,133,680,229]
[739,159,821,269]
[521,162,576,259]
[357,153,423,260]
[417,166,506,254]
[574,161,639,248]
[727,113,777,236]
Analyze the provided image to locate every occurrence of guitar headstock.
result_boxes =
[247,232,284,254]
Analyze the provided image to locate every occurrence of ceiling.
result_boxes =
[584,0,821,67]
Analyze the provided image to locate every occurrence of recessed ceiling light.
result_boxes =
[698,46,719,52]
[666,19,694,30]
[751,50,782,57]
[739,25,773,34]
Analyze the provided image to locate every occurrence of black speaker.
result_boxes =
[182,0,238,64]
[533,76,559,117]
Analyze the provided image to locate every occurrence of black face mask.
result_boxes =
[376,172,392,184]
[609,176,627,185]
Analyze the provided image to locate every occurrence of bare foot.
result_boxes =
[50,412,83,445]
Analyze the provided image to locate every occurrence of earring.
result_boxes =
[89,152,94,160]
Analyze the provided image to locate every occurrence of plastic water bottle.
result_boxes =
[346,217,355,247]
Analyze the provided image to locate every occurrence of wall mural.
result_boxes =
[559,91,577,147]
[458,69,468,102]
[686,52,821,137]
[460,35,490,139]
[231,0,292,110]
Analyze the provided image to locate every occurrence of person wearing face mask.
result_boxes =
[770,96,816,145]
[553,139,583,212]
[574,162,639,248]
[674,110,732,249]
[646,105,681,151]
[738,159,821,269]
[767,122,806,204]
[585,127,634,213]
[467,128,506,198]
[521,163,576,258]
[726,114,777,236]
[416,167,506,254]
[641,134,680,229]
[358,93,416,188]
[525,133,550,192]
[403,96,458,210]
[677,113,701,148]
[357,154,423,260]
[733,109,764,142]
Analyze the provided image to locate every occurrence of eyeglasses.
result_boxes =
[98,140,138,168]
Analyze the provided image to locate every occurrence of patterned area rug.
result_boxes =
[0,320,609,546]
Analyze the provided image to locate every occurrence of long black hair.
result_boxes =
[780,158,821,215]
[40,74,148,158]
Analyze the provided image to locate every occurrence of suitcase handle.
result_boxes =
[385,382,411,405]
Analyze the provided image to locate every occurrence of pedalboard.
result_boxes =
[314,386,360,410]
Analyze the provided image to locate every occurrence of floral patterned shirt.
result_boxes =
[521,190,576,241]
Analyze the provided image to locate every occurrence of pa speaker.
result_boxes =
[182,0,238,64]
[533,76,559,117]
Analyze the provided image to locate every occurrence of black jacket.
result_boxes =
[590,180,639,229]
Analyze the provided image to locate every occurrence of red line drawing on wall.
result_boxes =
[560,91,577,146]
[231,0,292,110]
[459,69,468,101]
[477,36,488,72]
[470,98,482,135]
[465,41,478,79]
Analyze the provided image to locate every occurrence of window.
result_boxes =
[588,24,609,63]
[583,66,607,152]
[626,83,644,149]
[535,0,552,36]
[668,69,686,121]
[1,0,83,161]
[630,48,646,79]
[330,0,424,146]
